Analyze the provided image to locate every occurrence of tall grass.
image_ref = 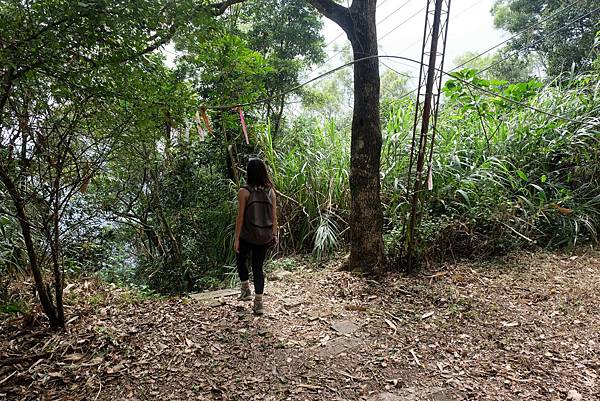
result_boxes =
[257,116,350,258]
[383,70,600,262]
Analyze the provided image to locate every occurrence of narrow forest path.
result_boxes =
[2,250,599,401]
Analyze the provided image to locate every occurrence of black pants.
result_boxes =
[236,238,268,294]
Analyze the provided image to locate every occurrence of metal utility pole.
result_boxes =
[405,0,452,271]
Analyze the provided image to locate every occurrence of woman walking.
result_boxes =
[234,158,277,314]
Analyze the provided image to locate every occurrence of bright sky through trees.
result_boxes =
[320,0,507,80]
[162,1,507,84]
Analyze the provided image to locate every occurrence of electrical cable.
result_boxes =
[182,2,600,129]
[381,59,598,128]
[378,0,417,29]
[393,0,480,57]
[324,0,404,48]
[309,1,424,79]
[476,4,600,76]
[382,4,600,108]
[452,0,595,71]
[202,53,598,129]
[392,0,594,79]
[379,61,415,79]
[379,5,427,41]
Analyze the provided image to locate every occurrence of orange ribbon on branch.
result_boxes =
[200,108,213,134]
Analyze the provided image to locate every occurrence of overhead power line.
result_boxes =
[452,0,593,71]
[324,0,402,48]
[476,4,600,75]
[392,0,589,74]
[378,0,416,29]
[201,54,598,129]
[394,0,480,56]
[380,58,597,128]
[199,4,600,129]
[379,5,427,41]
[385,2,600,104]
[309,0,423,79]
[379,61,415,79]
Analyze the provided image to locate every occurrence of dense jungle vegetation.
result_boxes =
[1,0,599,328]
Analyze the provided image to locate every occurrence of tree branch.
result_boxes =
[122,0,244,62]
[306,0,352,33]
[117,23,178,64]
[0,67,15,128]
[211,0,247,15]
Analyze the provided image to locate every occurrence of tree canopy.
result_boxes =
[492,0,600,76]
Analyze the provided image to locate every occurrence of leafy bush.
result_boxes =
[381,68,600,263]
[260,67,599,267]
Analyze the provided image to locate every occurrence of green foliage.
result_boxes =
[301,45,354,118]
[301,68,354,118]
[492,0,600,76]
[0,299,30,316]
[0,0,206,322]
[94,136,237,294]
[2,0,598,306]
[0,214,27,276]
[383,68,600,261]
[240,0,325,131]
[266,257,301,272]
[313,214,342,262]
[179,34,272,106]
[380,69,410,103]
[453,50,535,82]
[72,0,328,294]
[241,0,325,89]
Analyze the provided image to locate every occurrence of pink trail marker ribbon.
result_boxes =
[194,111,206,142]
[237,106,249,145]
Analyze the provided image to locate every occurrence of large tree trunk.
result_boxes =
[347,2,384,272]
[308,0,384,273]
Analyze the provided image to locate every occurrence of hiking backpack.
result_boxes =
[241,186,274,245]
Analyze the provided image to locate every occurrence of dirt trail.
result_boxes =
[1,249,599,400]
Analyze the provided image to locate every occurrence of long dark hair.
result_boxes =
[246,158,273,188]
